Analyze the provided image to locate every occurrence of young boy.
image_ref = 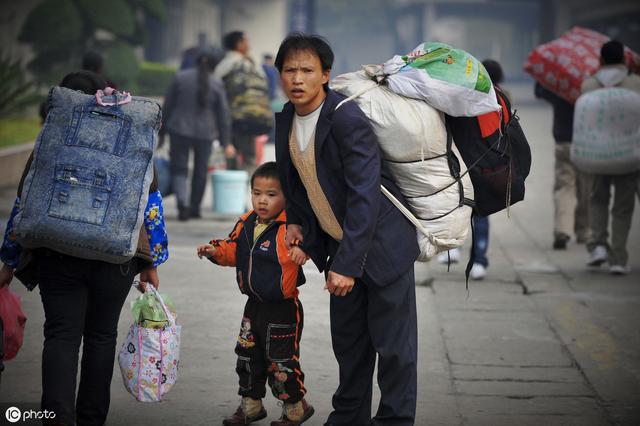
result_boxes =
[197,162,314,426]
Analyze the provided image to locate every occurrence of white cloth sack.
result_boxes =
[571,87,640,175]
[332,71,474,261]
[364,42,500,117]
[118,285,181,402]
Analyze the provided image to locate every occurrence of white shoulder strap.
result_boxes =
[381,185,435,244]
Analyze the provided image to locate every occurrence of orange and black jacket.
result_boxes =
[209,210,305,302]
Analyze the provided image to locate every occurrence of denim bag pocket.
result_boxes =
[66,106,131,156]
[47,164,113,225]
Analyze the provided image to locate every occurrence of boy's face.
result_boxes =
[280,49,330,116]
[251,176,285,224]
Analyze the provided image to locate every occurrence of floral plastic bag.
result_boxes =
[0,286,27,361]
[118,285,181,402]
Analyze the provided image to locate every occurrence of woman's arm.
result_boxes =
[144,190,169,267]
[0,197,23,271]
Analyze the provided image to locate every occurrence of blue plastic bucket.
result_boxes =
[211,170,249,214]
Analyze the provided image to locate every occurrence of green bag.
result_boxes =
[378,42,500,116]
[131,290,176,329]
[403,42,492,94]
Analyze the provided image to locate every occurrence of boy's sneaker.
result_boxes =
[470,263,487,280]
[223,397,267,426]
[609,265,630,275]
[270,399,314,426]
[587,245,607,267]
[437,248,461,264]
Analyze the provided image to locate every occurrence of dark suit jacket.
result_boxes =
[275,89,419,286]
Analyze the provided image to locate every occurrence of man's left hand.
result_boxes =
[325,271,355,297]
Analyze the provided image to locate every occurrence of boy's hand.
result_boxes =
[197,244,216,259]
[289,246,309,266]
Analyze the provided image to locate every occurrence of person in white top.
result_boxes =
[274,33,420,426]
[581,40,640,275]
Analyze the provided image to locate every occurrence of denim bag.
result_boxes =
[13,87,162,263]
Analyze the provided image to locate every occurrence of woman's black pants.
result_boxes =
[37,251,137,426]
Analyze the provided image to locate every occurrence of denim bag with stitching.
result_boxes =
[13,86,162,263]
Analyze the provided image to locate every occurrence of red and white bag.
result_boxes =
[524,27,640,103]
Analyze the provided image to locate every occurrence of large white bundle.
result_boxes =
[571,87,640,175]
[332,71,474,261]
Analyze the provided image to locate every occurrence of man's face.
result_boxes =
[237,34,249,55]
[280,49,330,115]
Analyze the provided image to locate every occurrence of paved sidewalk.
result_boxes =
[1,99,639,425]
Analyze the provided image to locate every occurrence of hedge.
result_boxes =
[137,61,176,96]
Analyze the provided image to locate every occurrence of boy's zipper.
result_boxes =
[246,220,282,302]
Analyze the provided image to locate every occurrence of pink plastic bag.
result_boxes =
[0,286,27,361]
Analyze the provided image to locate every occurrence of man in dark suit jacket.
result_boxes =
[274,33,420,426]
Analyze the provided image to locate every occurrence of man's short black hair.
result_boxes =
[251,161,281,188]
[601,40,625,65]
[275,33,334,91]
[274,33,334,73]
[82,51,104,74]
[223,31,245,51]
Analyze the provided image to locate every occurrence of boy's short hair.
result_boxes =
[251,161,280,188]
[601,40,625,65]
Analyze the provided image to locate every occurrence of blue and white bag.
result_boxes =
[13,87,161,263]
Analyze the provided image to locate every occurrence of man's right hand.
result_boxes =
[285,224,304,249]
[0,263,14,288]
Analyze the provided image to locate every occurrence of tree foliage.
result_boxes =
[18,0,166,87]
[77,0,136,38]
[0,53,40,118]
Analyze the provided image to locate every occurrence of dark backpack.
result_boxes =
[445,86,531,216]
[223,61,273,135]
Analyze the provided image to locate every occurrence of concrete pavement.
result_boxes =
[1,89,639,425]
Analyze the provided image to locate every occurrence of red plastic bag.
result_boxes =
[524,27,640,103]
[0,286,27,361]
